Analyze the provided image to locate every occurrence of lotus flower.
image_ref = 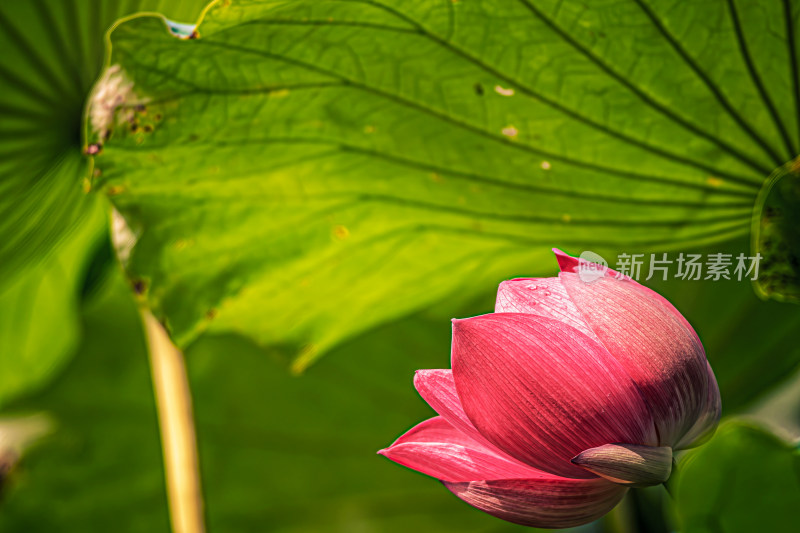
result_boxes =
[378,249,721,528]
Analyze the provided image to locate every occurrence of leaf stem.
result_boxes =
[141,310,205,533]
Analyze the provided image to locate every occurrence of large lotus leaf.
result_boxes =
[675,420,800,533]
[95,0,800,370]
[0,0,209,403]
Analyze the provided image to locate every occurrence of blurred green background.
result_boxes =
[2,1,800,532]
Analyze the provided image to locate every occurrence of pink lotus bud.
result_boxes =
[379,249,720,528]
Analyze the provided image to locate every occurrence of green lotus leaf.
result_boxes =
[97,0,799,370]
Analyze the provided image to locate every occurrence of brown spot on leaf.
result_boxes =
[132,279,147,295]
[333,225,350,240]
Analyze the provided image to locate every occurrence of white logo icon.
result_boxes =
[577,251,608,283]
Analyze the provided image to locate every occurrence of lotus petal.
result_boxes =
[495,277,594,337]
[675,361,722,449]
[444,476,628,529]
[413,369,496,449]
[378,416,543,482]
[451,313,657,478]
[560,273,709,446]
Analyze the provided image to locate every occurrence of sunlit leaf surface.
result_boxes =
[97,0,800,368]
